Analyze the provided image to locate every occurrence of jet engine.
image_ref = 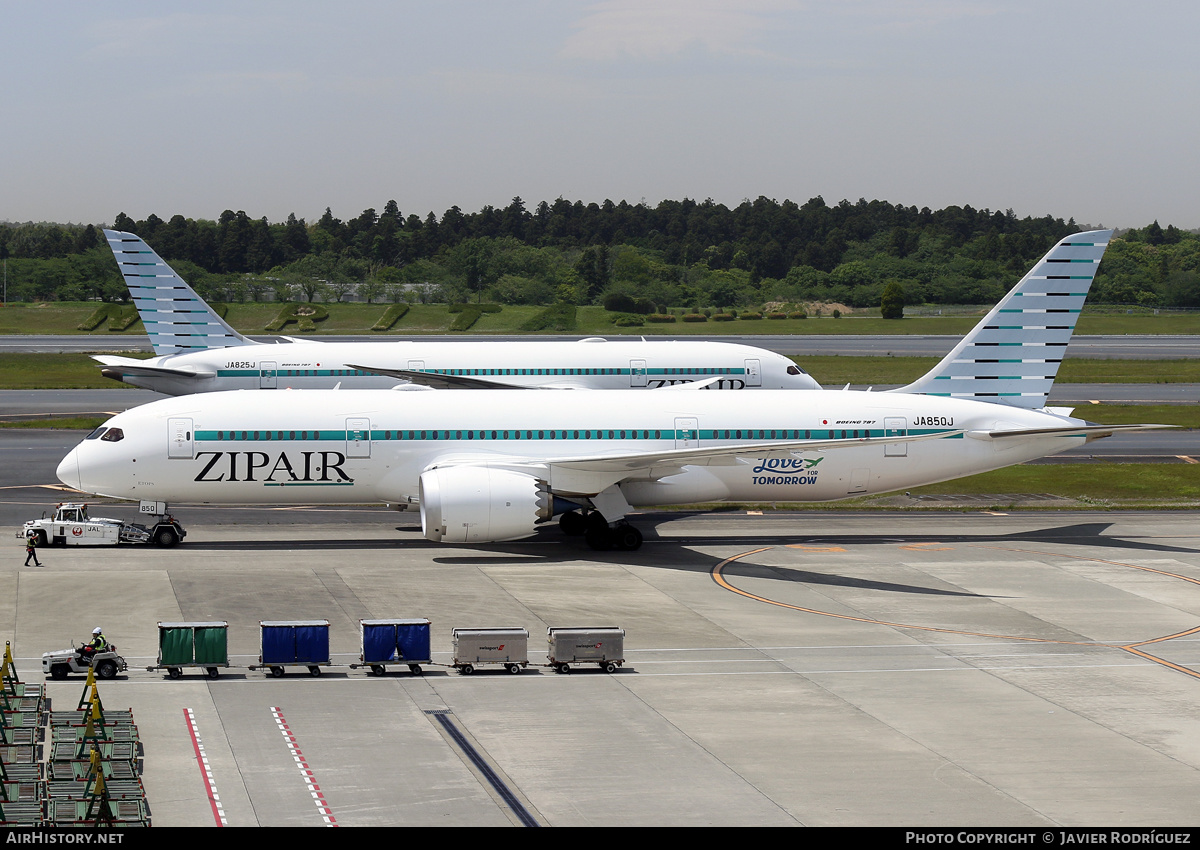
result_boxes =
[419,467,552,543]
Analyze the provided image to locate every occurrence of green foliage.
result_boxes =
[880,281,905,319]
[519,304,576,332]
[76,305,115,331]
[106,305,141,331]
[611,314,645,327]
[447,302,502,329]
[265,303,329,332]
[448,303,501,313]
[8,202,1200,314]
[371,303,410,331]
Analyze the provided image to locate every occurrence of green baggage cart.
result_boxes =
[156,621,229,679]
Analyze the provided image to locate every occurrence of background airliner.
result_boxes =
[95,230,819,395]
[59,231,1165,551]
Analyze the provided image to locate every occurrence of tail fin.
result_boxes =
[893,230,1112,410]
[103,229,253,355]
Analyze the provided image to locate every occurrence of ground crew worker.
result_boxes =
[79,627,108,662]
[24,533,41,567]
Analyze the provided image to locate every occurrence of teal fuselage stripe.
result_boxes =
[214,367,748,378]
[193,427,964,442]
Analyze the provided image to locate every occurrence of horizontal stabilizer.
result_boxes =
[978,423,1175,441]
[92,355,214,380]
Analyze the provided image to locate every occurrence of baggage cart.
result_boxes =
[155,621,229,679]
[0,744,41,765]
[547,626,625,674]
[46,797,149,827]
[257,620,331,677]
[451,628,529,675]
[355,619,431,676]
[0,800,44,826]
[50,740,139,765]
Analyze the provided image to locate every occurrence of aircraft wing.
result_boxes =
[348,365,573,390]
[92,355,215,380]
[431,429,964,496]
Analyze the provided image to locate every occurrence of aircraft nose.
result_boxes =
[56,447,81,491]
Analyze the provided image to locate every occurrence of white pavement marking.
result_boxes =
[184,708,227,827]
[271,706,337,827]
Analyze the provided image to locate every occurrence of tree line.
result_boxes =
[1,198,1197,311]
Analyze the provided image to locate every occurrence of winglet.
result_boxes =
[103,229,253,355]
[893,230,1112,410]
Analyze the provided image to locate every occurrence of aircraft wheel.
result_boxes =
[559,510,586,536]
[613,524,642,551]
[585,526,613,551]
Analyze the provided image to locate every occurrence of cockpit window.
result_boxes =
[100,428,125,443]
[786,365,806,375]
[85,427,108,440]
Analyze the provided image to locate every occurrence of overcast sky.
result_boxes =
[4,1,1197,229]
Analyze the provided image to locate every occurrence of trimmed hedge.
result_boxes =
[77,305,113,331]
[519,303,577,332]
[266,303,329,332]
[107,306,141,331]
[371,303,410,331]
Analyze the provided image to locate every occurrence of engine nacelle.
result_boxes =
[420,467,552,543]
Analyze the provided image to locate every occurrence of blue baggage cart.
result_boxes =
[258,619,330,677]
[357,619,431,676]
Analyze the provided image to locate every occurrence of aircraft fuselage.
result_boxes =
[57,389,1087,508]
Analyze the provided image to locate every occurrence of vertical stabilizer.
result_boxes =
[104,229,252,355]
[893,230,1112,409]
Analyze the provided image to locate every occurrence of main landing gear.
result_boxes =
[559,510,643,552]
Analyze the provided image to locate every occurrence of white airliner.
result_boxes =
[59,231,1164,551]
[94,230,818,394]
